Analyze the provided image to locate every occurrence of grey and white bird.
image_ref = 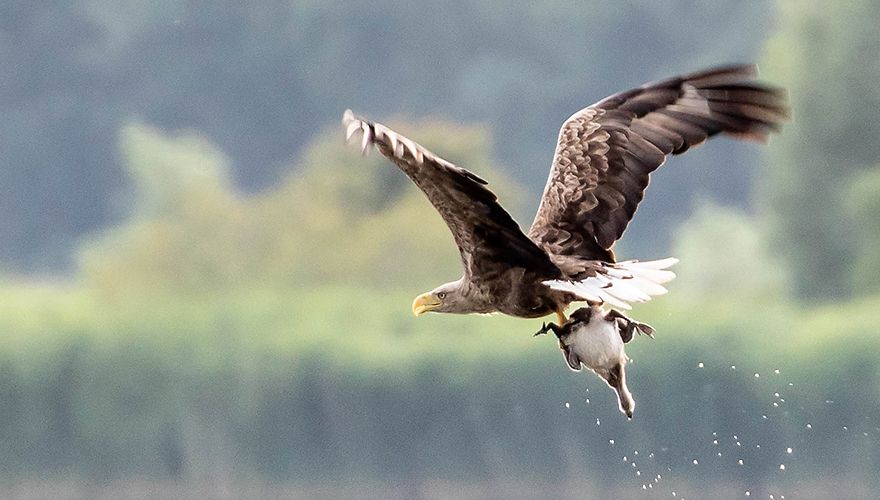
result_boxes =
[536,305,655,419]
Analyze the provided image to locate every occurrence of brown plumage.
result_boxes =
[529,65,788,260]
[343,64,788,323]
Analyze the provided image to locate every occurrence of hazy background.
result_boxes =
[3,1,880,498]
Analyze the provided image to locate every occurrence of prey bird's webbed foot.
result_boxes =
[534,322,562,337]
[606,309,656,343]
[534,322,549,337]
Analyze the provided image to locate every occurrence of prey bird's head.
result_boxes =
[412,279,467,316]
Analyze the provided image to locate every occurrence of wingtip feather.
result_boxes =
[360,124,373,155]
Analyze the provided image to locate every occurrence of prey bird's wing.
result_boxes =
[528,65,789,260]
[343,110,559,281]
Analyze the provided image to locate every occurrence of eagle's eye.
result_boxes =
[437,292,447,300]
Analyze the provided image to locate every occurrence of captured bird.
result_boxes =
[343,65,787,327]
[536,305,655,419]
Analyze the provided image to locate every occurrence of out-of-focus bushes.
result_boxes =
[79,120,522,296]
[0,284,878,488]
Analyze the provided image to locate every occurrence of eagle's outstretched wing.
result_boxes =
[343,110,559,281]
[528,65,789,261]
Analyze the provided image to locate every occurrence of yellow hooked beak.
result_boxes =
[412,293,442,316]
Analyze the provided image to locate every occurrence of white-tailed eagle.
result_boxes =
[343,65,787,327]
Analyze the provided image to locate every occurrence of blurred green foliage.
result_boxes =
[672,202,789,303]
[0,283,878,487]
[844,168,880,295]
[761,0,880,299]
[3,0,880,493]
[1,114,876,489]
[79,120,521,295]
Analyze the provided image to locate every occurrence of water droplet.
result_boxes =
[786,447,793,454]
[564,401,570,408]
[779,464,785,470]
[738,459,744,465]
[609,439,615,445]
[697,362,704,368]
[693,459,699,465]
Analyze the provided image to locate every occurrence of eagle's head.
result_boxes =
[411,279,467,316]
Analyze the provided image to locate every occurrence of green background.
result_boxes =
[2,0,879,497]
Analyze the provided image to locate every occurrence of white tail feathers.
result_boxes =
[543,258,678,310]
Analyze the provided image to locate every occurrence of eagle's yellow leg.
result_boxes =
[554,308,568,350]
[556,309,567,326]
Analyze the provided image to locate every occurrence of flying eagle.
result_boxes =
[343,65,787,326]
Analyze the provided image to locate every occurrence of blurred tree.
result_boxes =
[671,202,788,304]
[843,169,880,295]
[265,118,526,288]
[79,119,523,294]
[79,122,249,294]
[760,0,880,299]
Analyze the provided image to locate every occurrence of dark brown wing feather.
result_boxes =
[528,64,789,260]
[343,110,559,281]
